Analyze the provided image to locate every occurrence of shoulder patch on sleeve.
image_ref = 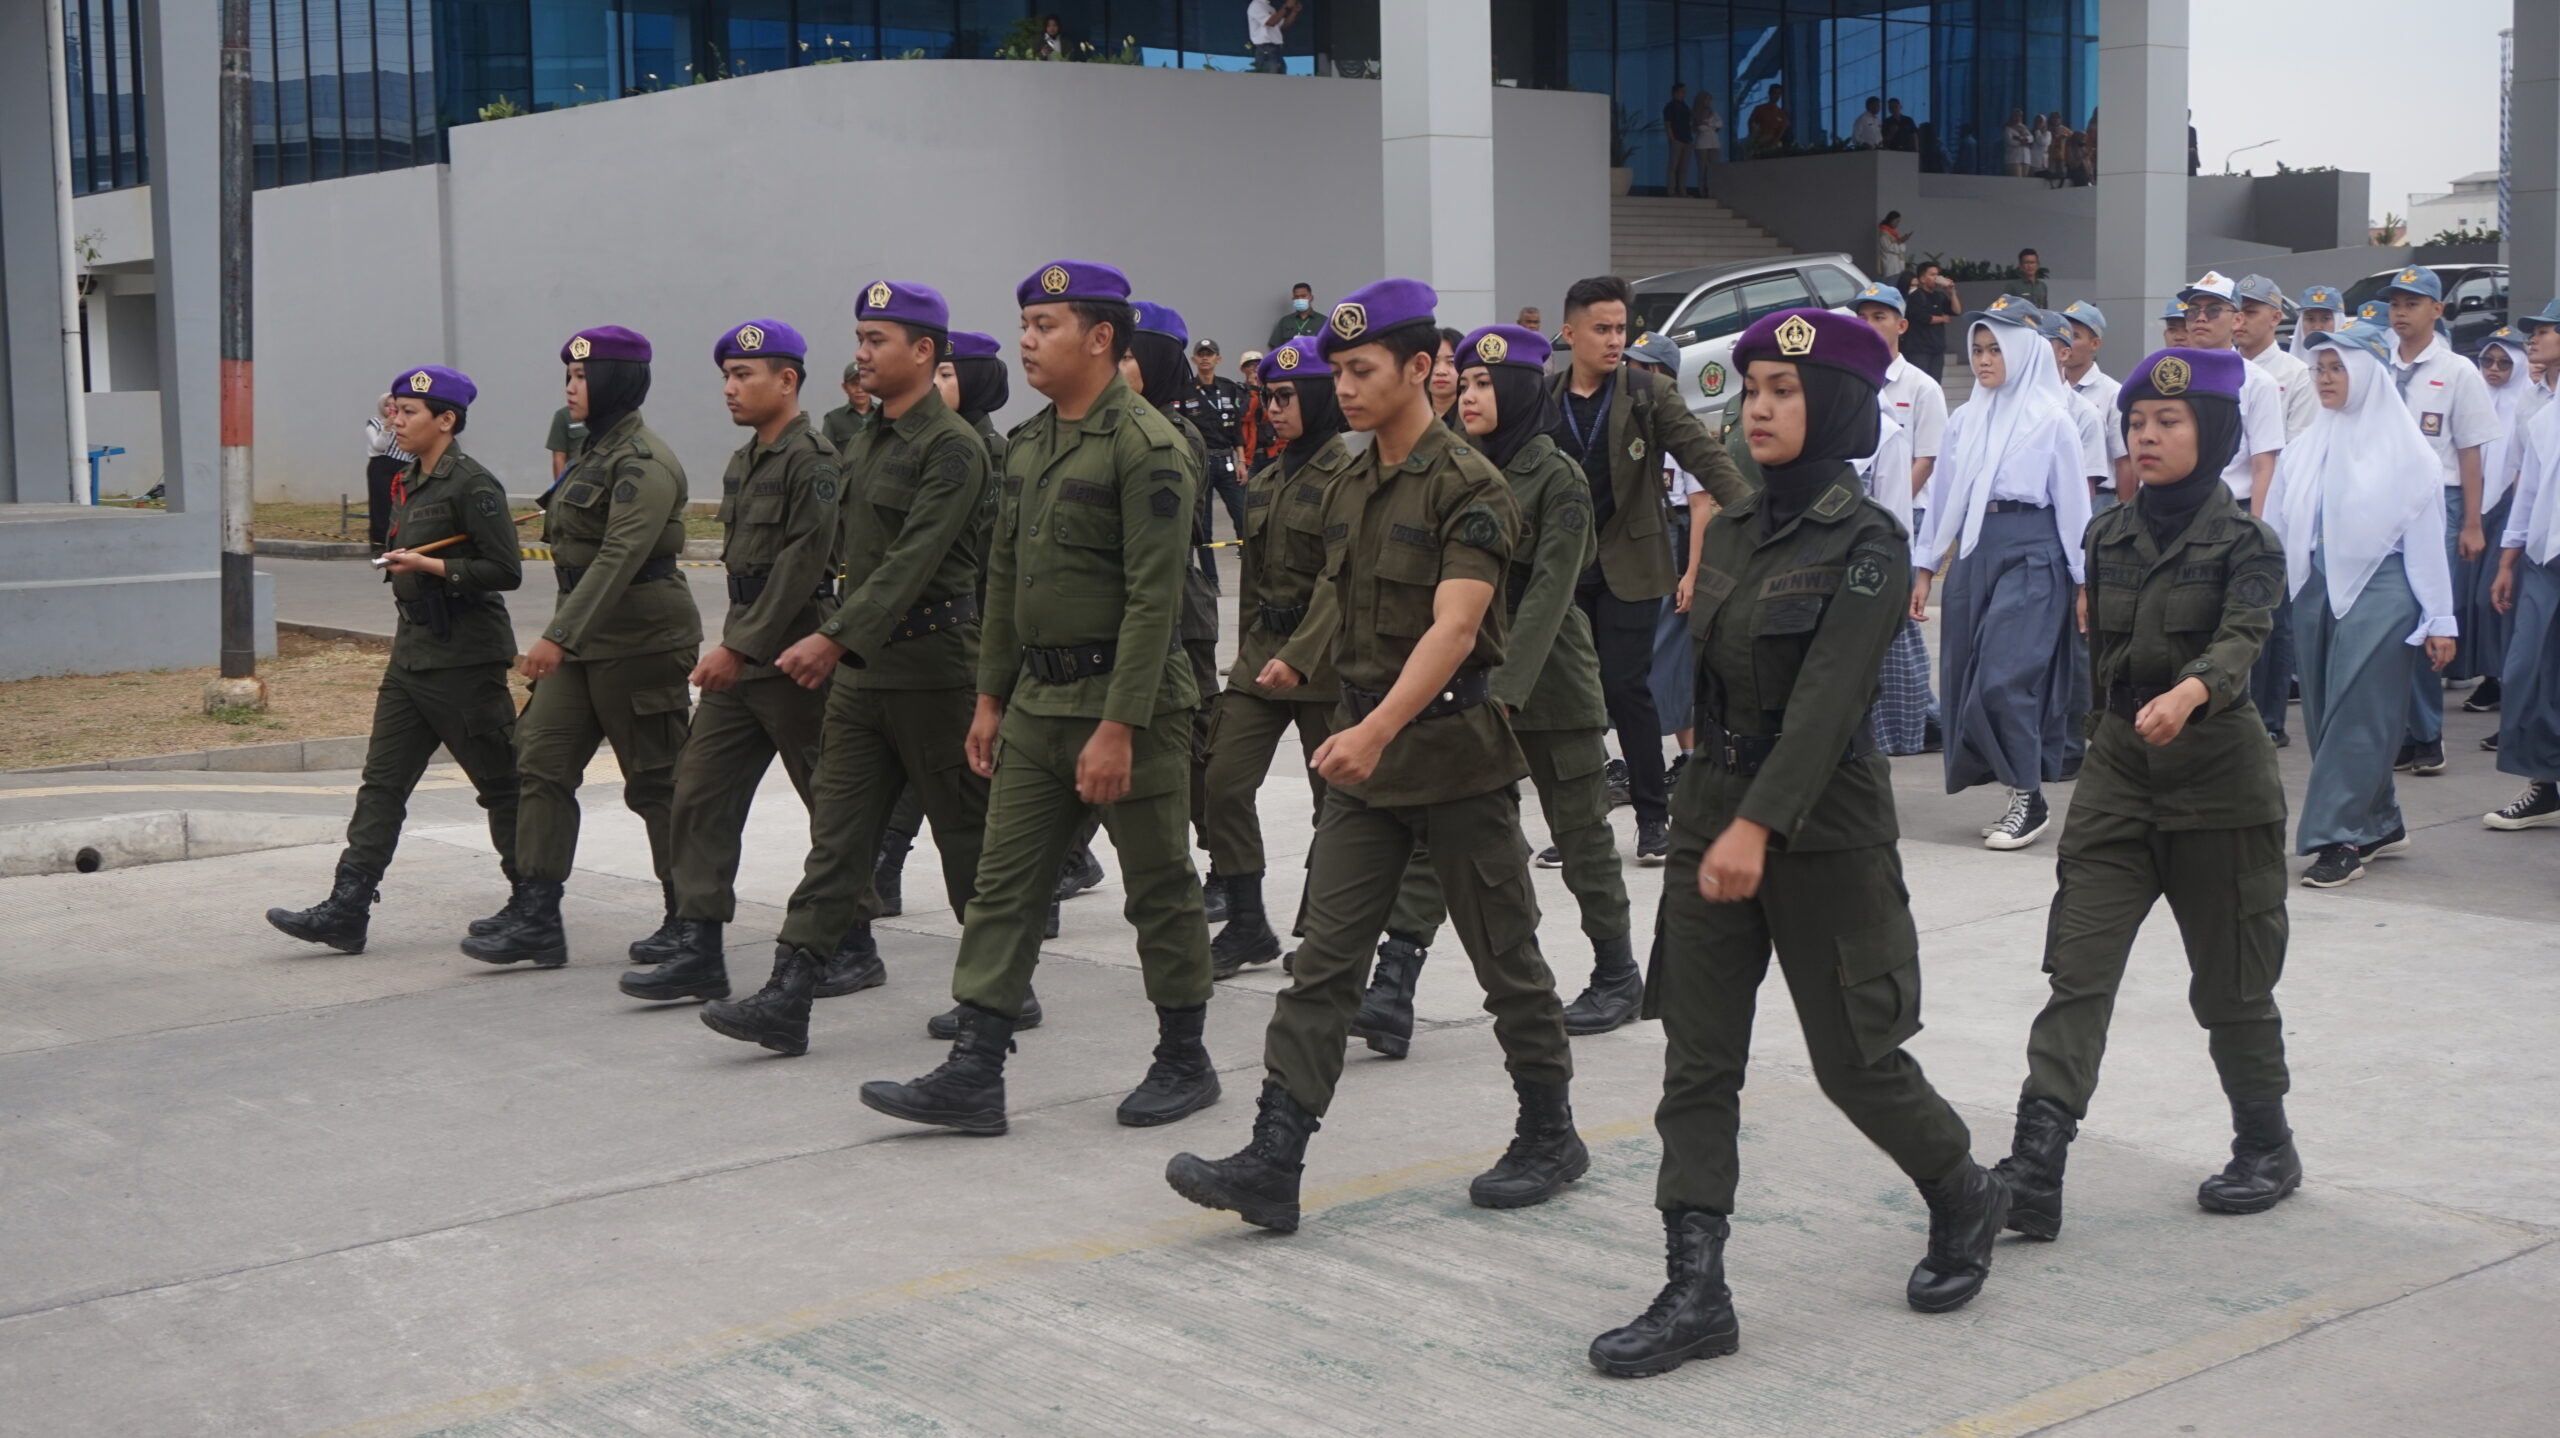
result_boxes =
[613,479,639,504]
[2229,563,2281,612]
[1151,487,1180,519]
[1557,498,1590,533]
[812,468,840,506]
[476,490,500,517]
[1454,502,1503,553]
[1845,552,1889,597]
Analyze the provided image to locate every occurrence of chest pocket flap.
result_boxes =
[1052,478,1124,549]
[557,478,605,510]
[1372,533,1442,637]
[2164,585,2222,632]
[1752,595,1825,636]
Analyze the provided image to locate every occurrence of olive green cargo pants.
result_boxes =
[667,673,826,922]
[512,650,693,884]
[776,684,989,950]
[341,661,521,878]
[1381,727,1630,947]
[1199,688,1333,877]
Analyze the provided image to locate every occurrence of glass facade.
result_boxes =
[63,1,2092,199]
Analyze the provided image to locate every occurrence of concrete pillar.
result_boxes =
[2512,4,2560,306]
[0,1,76,502]
[2091,0,2189,380]
[1380,0,1494,332]
[141,0,219,517]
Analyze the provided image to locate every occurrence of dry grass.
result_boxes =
[0,630,531,771]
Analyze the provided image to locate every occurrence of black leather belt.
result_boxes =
[2104,681,2166,721]
[892,593,978,643]
[1693,716,1875,776]
[1023,640,1117,683]
[1984,500,2050,514]
[1257,599,1309,636]
[727,571,837,606]
[1339,671,1491,724]
[556,554,679,594]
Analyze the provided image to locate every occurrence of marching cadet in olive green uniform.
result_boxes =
[267,365,524,953]
[618,319,855,1001]
[463,326,703,968]
[1591,311,2002,1381]
[1166,280,1583,1235]
[1994,348,2301,1240]
[1349,325,1637,1060]
[820,360,874,449]
[1200,336,1350,976]
[695,283,995,1057]
[859,260,1217,1134]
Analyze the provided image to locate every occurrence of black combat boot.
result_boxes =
[265,861,380,954]
[1906,1158,2009,1312]
[1562,934,1643,1036]
[1117,1004,1221,1126]
[467,866,531,938]
[627,879,683,963]
[928,988,1042,1039]
[1587,1209,1740,1377]
[698,944,818,1055]
[1209,872,1281,979]
[1045,900,1062,940]
[2196,1099,2303,1214]
[1469,1075,1591,1208]
[1164,1080,1321,1232]
[618,919,729,1002]
[1200,871,1231,925]
[859,1003,1016,1135]
[458,879,569,968]
[1349,934,1426,1058]
[872,828,912,918]
[1991,1096,2077,1239]
[1055,844,1105,901]
[814,921,886,998]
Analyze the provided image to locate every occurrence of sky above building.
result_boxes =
[2192,0,2508,231]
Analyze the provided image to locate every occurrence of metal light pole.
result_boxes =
[207,0,264,710]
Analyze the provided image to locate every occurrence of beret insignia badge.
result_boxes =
[736,324,766,352]
[2151,356,2192,396]
[1039,266,1070,296]
[1775,314,1818,356]
[1329,302,1367,342]
[865,282,891,310]
[568,336,593,361]
[1477,333,1509,364]
[1274,347,1300,371]
[408,371,433,393]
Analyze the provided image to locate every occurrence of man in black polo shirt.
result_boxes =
[1175,337,1249,541]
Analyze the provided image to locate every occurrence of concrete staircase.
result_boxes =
[1610,195,1791,280]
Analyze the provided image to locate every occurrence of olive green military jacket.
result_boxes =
[1548,364,1750,602]
[820,401,873,450]
[1494,434,1606,731]
[969,412,1007,474]
[539,411,702,660]
[1681,467,1909,851]
[980,374,1199,726]
[713,412,841,683]
[818,388,991,690]
[2077,483,2287,830]
[1276,421,1528,808]
[385,446,522,670]
[1231,434,1352,702]
[1167,407,1220,647]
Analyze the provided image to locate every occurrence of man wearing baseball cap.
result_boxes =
[2289,284,2345,361]
[2175,273,2289,517]
[1177,335,1250,542]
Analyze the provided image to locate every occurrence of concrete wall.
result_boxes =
[0,507,276,679]
[82,391,165,496]
[0,0,75,505]
[231,62,1605,502]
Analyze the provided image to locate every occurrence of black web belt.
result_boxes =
[1257,600,1309,636]
[1693,715,1876,776]
[726,571,837,606]
[556,554,678,593]
[1339,670,1491,724]
[892,593,978,642]
[2104,681,2167,722]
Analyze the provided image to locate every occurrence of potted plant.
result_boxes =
[1609,103,1655,197]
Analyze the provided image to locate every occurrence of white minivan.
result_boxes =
[1626,254,1874,426]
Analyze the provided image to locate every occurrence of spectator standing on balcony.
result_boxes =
[1746,85,1790,157]
[2004,110,2035,177]
[2015,250,2050,311]
[1034,14,1067,60]
[1903,262,1959,382]
[1695,92,1723,182]
[1882,98,1917,152]
[1878,211,1912,281]
[1246,0,1299,74]
[1664,84,1697,197]
[1852,96,1885,149]
[2045,117,2073,187]
[1269,281,1323,350]
[2031,115,2054,177]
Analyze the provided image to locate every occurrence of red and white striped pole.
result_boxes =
[209,0,263,710]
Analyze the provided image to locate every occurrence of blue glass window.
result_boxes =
[882,0,959,59]
[796,1,873,64]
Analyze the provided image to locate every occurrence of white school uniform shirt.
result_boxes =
[2245,342,2318,442]
[2496,380,2555,515]
[2504,394,2560,563]
[2065,389,2111,484]
[1880,354,1949,510]
[2065,365,2127,478]
[2218,359,2288,501]
[1851,403,1916,549]
[2388,334,2500,486]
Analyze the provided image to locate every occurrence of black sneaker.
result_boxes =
[1635,819,1669,866]
[2463,677,2503,712]
[1534,845,1564,869]
[2409,739,2447,775]
[2267,729,2289,749]
[1921,717,1944,753]
[1665,750,1690,791]
[1983,789,2049,850]
[2482,731,2502,752]
[2300,844,2362,888]
[2486,781,2560,830]
[2392,742,2418,772]
[2357,825,2412,859]
[1605,757,1632,809]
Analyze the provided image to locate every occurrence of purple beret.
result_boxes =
[1017,259,1131,309]
[562,325,650,365]
[390,364,476,408]
[2116,346,2249,413]
[1732,308,1891,392]
[712,318,807,367]
[949,330,1004,360]
[856,279,949,333]
[1457,324,1550,374]
[1257,336,1331,383]
[1318,277,1437,359]
[1133,301,1188,346]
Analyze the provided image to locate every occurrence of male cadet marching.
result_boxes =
[1199,336,1352,976]
[617,320,855,1004]
[1166,280,1585,1235]
[697,284,995,1057]
[267,365,524,953]
[463,326,702,968]
[1347,324,1636,1059]
[857,260,1218,1134]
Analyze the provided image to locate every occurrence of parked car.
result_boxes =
[1626,254,1874,423]
[2341,263,2508,355]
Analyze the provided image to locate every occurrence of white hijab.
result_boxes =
[2289,317,2335,362]
[1924,319,2089,577]
[2272,344,2446,623]
[2478,335,2530,511]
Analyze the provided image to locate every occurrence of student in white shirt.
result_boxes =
[1853,281,1947,754]
[2175,273,2287,514]
[2376,266,2500,774]
[2485,300,2560,825]
[1910,299,2091,849]
[2056,301,2127,503]
[2235,276,2316,441]
[2273,326,2458,887]
[2289,285,2345,362]
[2462,328,2533,706]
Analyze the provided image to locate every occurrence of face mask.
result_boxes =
[1293,298,1311,313]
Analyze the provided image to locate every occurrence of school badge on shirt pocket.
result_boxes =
[2421,412,2444,437]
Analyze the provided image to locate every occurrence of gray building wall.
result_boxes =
[0,0,76,505]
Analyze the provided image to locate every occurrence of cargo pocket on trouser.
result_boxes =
[1115,715,1190,803]
[625,683,695,773]
[1463,810,1542,956]
[1836,911,1924,1065]
[2218,858,2290,1015]
[1532,730,1613,834]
